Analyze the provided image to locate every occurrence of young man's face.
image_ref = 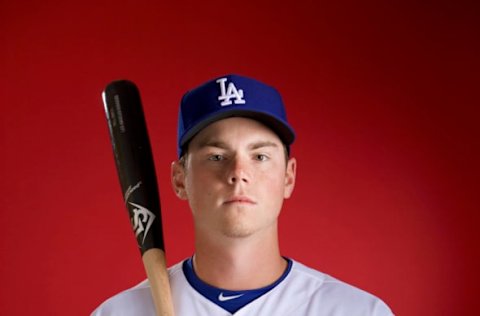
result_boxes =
[172,117,296,239]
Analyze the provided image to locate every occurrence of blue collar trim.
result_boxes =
[182,257,293,314]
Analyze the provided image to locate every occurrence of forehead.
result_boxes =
[189,117,283,149]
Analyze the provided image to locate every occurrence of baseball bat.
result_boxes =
[102,80,174,316]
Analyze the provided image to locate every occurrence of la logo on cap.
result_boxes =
[216,77,246,106]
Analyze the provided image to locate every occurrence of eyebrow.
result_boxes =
[197,140,229,149]
[249,141,279,150]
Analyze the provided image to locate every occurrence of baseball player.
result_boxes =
[92,74,394,315]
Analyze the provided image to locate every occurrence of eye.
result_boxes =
[255,154,269,161]
[208,154,225,161]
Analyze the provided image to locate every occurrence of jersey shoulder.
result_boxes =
[91,262,185,316]
[90,279,153,316]
[287,260,394,316]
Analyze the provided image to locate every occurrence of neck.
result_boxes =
[192,226,286,290]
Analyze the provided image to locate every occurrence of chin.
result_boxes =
[220,222,255,238]
[222,230,254,238]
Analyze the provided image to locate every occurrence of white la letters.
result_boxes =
[217,78,246,106]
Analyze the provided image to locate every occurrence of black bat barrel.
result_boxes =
[103,80,165,254]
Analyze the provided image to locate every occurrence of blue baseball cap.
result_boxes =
[177,74,295,157]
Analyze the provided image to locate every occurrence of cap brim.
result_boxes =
[180,109,295,150]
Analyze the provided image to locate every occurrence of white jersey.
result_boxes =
[92,259,393,316]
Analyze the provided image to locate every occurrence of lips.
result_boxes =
[224,196,256,205]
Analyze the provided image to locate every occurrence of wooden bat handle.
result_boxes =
[142,249,175,316]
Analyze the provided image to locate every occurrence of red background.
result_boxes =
[1,1,479,315]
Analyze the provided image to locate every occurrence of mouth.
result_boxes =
[224,196,256,205]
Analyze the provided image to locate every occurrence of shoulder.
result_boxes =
[286,260,394,316]
[91,261,185,316]
[90,280,154,316]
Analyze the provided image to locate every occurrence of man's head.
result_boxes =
[177,74,295,158]
[172,75,297,239]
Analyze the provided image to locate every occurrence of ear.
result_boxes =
[171,160,188,200]
[284,157,297,199]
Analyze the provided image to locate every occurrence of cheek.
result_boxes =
[259,170,287,198]
[184,170,217,207]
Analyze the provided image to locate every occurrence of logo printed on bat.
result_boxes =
[113,94,126,132]
[124,181,142,203]
[129,202,156,245]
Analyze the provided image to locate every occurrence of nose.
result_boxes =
[227,156,249,185]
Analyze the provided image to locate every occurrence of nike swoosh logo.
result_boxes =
[218,292,244,302]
